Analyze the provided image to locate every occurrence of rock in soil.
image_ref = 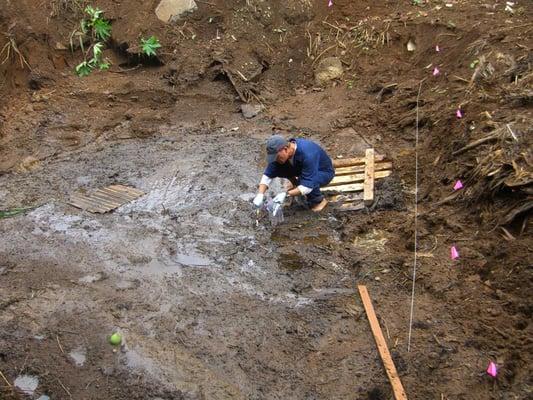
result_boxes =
[241,103,263,119]
[315,57,343,85]
[155,0,197,23]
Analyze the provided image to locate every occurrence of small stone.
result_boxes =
[487,308,501,317]
[374,276,381,281]
[314,57,343,85]
[155,0,197,23]
[240,103,263,119]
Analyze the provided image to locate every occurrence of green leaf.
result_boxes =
[80,19,89,34]
[98,61,110,70]
[85,6,103,20]
[0,208,29,219]
[92,42,104,60]
[93,18,111,41]
[140,36,162,57]
[75,61,93,77]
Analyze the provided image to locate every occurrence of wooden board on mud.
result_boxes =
[326,149,392,210]
[69,185,145,213]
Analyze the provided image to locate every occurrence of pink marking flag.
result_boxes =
[456,108,463,119]
[487,361,498,378]
[328,0,333,7]
[450,246,459,260]
[436,45,440,52]
[453,180,463,190]
[433,67,440,76]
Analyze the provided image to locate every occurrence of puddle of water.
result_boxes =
[14,374,39,396]
[69,346,86,367]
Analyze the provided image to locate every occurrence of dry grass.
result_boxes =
[0,34,31,70]
[307,18,391,64]
[50,0,86,18]
[465,121,532,226]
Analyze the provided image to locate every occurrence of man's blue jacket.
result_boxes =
[263,138,334,189]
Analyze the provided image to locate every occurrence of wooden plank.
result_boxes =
[101,188,143,202]
[333,154,384,168]
[322,183,364,193]
[95,189,135,203]
[108,185,145,196]
[338,202,365,211]
[87,192,124,207]
[329,170,391,186]
[335,161,393,176]
[83,192,121,207]
[327,193,364,203]
[69,185,144,213]
[69,197,106,213]
[364,148,375,206]
[358,285,408,400]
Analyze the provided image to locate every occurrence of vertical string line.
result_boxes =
[408,81,423,352]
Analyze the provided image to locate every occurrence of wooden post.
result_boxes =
[363,148,375,206]
[358,285,408,400]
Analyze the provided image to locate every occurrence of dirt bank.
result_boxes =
[1,0,531,399]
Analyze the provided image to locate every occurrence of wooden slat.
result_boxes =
[327,193,364,202]
[87,192,124,207]
[96,189,135,203]
[364,148,375,206]
[69,185,144,213]
[335,161,393,176]
[333,154,384,168]
[358,285,408,400]
[82,191,122,207]
[329,170,391,186]
[98,189,135,201]
[108,185,145,196]
[338,202,365,211]
[69,196,107,213]
[322,183,364,193]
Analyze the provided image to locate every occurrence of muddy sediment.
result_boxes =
[1,0,532,399]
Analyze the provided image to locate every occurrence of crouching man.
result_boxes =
[253,134,334,212]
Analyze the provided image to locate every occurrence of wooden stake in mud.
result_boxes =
[363,148,375,206]
[358,285,408,400]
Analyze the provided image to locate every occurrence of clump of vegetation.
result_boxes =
[74,6,112,77]
[140,36,162,57]
[0,208,32,219]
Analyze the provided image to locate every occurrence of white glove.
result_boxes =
[273,192,287,204]
[253,193,265,208]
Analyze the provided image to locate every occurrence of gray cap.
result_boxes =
[266,134,288,164]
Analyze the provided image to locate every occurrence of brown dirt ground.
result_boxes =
[1,0,531,399]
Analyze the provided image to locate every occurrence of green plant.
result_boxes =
[0,208,31,219]
[74,5,112,77]
[82,6,112,41]
[140,36,161,57]
[75,42,110,76]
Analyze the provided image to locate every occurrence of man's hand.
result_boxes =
[273,192,287,205]
[252,193,265,208]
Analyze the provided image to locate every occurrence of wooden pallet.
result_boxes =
[69,184,145,213]
[325,149,392,210]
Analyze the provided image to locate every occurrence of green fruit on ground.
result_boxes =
[109,332,122,345]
